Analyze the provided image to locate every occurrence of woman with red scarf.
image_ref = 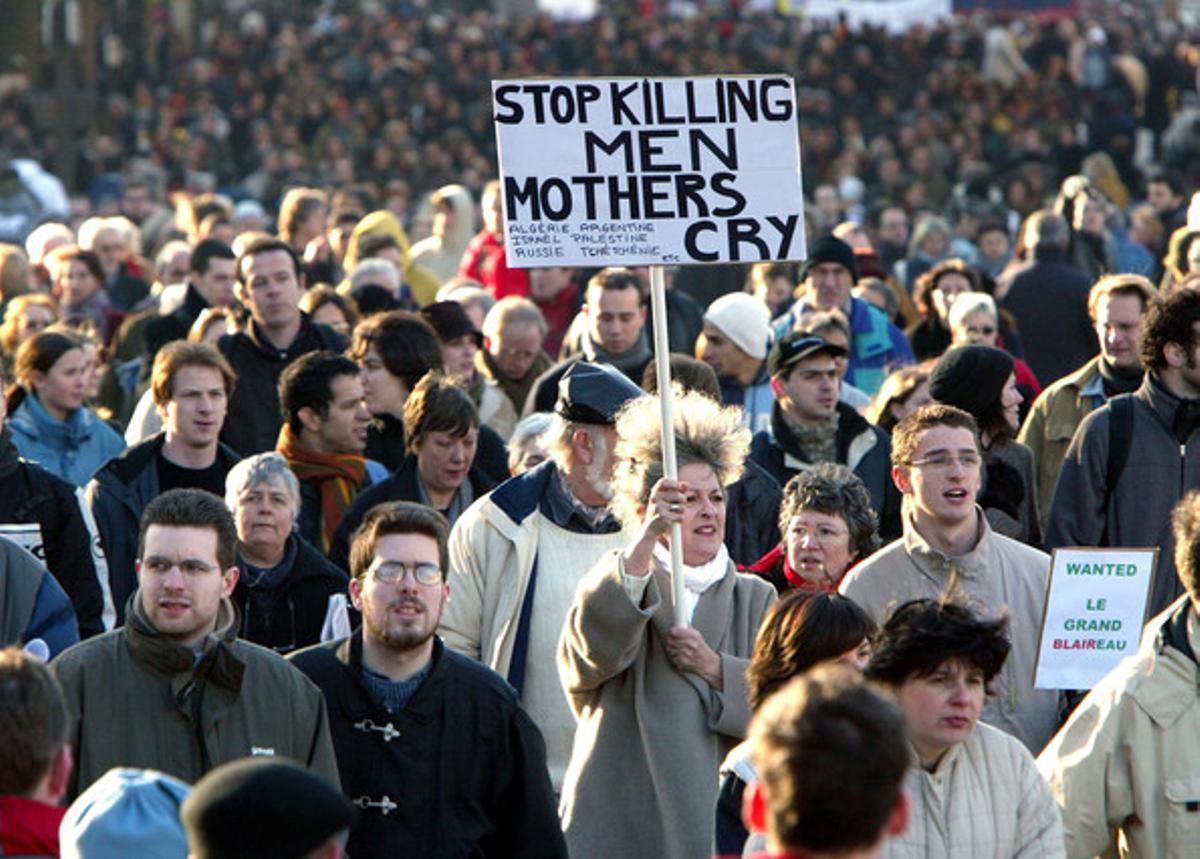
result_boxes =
[744,462,881,592]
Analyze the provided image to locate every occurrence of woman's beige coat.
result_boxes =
[557,551,776,859]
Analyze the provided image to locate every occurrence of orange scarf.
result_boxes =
[276,424,366,553]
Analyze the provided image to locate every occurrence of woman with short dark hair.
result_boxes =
[745,462,880,593]
[864,599,1065,857]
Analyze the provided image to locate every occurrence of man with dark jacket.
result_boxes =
[219,237,345,456]
[998,210,1099,386]
[226,453,350,655]
[750,332,901,540]
[0,403,106,637]
[143,238,237,362]
[52,489,339,801]
[1047,288,1200,616]
[290,501,564,858]
[87,341,241,623]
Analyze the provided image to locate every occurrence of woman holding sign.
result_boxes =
[556,389,776,859]
[865,599,1066,857]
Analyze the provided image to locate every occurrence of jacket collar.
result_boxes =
[123,591,245,694]
[901,508,990,582]
[12,392,93,445]
[1143,371,1187,430]
[769,400,867,465]
[333,629,442,725]
[244,313,316,361]
[1132,597,1200,727]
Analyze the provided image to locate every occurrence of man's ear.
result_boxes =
[1164,341,1186,369]
[571,428,594,465]
[297,406,323,436]
[349,577,363,612]
[770,376,785,399]
[46,744,73,801]
[742,779,767,834]
[891,464,912,495]
[220,566,239,599]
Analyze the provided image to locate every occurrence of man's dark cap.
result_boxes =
[349,283,400,316]
[419,300,482,346]
[799,235,860,282]
[767,332,848,378]
[181,758,355,859]
[556,361,643,425]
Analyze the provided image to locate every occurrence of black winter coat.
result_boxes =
[218,315,346,456]
[233,534,350,655]
[723,458,782,567]
[0,458,102,637]
[289,634,566,859]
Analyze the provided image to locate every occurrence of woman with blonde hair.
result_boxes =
[0,294,57,357]
[557,389,777,859]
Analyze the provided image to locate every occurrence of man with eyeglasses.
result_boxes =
[839,403,1061,754]
[290,501,564,858]
[52,489,339,800]
[750,330,901,539]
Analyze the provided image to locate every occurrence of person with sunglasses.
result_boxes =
[290,501,564,858]
[839,403,1061,755]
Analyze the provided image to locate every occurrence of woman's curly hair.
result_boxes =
[609,388,749,530]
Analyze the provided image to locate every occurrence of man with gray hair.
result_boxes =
[347,258,401,300]
[998,209,1098,385]
[225,452,349,654]
[477,296,552,417]
[440,361,642,792]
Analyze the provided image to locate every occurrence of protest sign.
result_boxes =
[0,522,45,565]
[1034,547,1157,690]
[492,75,806,267]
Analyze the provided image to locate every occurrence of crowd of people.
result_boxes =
[2,2,1200,858]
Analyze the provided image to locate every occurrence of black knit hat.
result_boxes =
[420,301,483,346]
[928,345,1014,420]
[799,235,860,282]
[181,758,355,859]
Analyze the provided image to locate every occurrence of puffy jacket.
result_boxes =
[1038,597,1200,859]
[750,401,901,541]
[290,633,565,859]
[217,315,346,456]
[86,434,243,624]
[52,595,339,800]
[8,394,124,487]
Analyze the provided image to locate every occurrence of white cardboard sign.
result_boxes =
[492,75,806,268]
[1034,547,1157,690]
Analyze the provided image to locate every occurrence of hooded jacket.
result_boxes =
[8,393,125,487]
[408,184,476,284]
[290,633,565,859]
[0,535,79,658]
[217,315,346,457]
[86,434,243,624]
[750,401,901,541]
[52,594,339,800]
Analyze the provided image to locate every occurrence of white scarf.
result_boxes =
[653,541,730,623]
